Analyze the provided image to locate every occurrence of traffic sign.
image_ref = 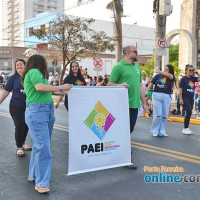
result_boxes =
[157,49,166,56]
[93,58,103,68]
[3,61,9,67]
[157,37,166,49]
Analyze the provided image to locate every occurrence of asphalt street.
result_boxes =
[0,93,200,200]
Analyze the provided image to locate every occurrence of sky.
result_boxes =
[65,0,183,33]
[0,0,183,45]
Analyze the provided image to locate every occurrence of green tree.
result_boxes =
[169,44,183,78]
[32,13,114,83]
[140,44,182,79]
[140,54,155,78]
[169,44,179,63]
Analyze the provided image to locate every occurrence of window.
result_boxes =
[47,6,56,11]
[47,0,57,6]
[29,27,34,36]
[34,0,44,3]
[26,28,29,37]
[45,24,49,32]
[41,24,45,31]
[33,4,44,9]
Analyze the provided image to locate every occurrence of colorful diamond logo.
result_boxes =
[84,101,115,140]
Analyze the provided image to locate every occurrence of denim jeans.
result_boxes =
[25,103,55,187]
[151,92,171,136]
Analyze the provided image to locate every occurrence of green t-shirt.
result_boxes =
[24,69,54,104]
[109,59,142,108]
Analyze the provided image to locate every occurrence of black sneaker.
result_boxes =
[124,164,137,170]
[175,110,181,115]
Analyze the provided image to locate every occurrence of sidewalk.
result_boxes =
[142,102,200,125]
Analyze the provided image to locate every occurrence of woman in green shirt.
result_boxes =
[23,55,72,193]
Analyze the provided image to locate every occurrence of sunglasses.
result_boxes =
[189,69,194,72]
[130,50,138,54]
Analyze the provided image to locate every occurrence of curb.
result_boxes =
[140,114,200,125]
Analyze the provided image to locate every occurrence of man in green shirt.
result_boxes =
[108,45,147,169]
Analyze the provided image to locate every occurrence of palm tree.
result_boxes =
[106,0,123,62]
[77,0,123,62]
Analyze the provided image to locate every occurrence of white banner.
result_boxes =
[68,87,132,175]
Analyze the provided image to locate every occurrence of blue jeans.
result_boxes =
[25,103,55,187]
[151,92,171,136]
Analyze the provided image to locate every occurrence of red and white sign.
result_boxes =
[158,37,166,48]
[3,61,9,67]
[93,58,103,68]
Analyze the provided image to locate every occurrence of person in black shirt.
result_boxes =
[179,64,200,135]
[104,74,109,85]
[0,59,31,157]
[55,61,86,110]
[0,73,3,90]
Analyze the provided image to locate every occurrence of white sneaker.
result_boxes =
[152,133,158,137]
[193,111,197,115]
[163,134,168,137]
[182,128,192,135]
[196,117,200,120]
[187,128,193,134]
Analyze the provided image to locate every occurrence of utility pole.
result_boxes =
[154,0,169,70]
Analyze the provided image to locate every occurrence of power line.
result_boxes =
[123,36,154,41]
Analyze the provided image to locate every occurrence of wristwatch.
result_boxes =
[59,86,63,92]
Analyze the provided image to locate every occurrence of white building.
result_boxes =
[1,0,64,47]
[67,17,155,76]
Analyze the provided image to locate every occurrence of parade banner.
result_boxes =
[68,87,132,175]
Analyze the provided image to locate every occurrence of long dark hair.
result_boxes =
[165,64,175,87]
[22,55,48,81]
[68,61,85,83]
[165,64,174,75]
[15,58,26,75]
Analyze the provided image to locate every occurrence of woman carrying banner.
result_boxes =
[179,64,200,135]
[146,64,175,137]
[54,61,86,110]
[0,58,31,157]
[23,55,72,193]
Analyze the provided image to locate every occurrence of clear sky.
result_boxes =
[65,0,183,33]
[0,0,183,46]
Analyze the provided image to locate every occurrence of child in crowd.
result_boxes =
[195,92,200,120]
[145,83,153,119]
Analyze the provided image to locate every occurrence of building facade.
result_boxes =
[25,11,155,55]
[179,0,200,69]
[2,0,64,47]
[24,11,154,77]
[0,46,152,78]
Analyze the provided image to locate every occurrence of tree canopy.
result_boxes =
[32,13,114,81]
[140,44,182,79]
